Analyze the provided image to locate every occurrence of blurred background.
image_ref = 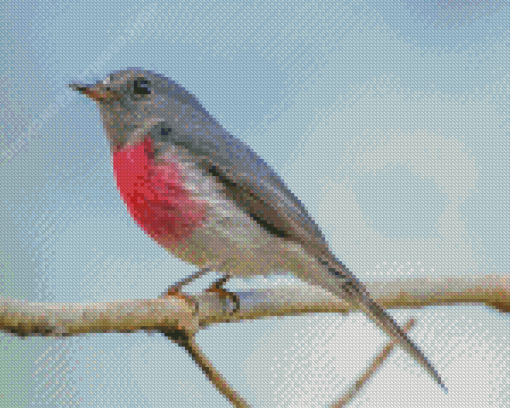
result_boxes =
[1,1,508,406]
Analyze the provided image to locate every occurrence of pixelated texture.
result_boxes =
[1,1,509,407]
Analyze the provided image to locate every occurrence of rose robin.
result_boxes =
[70,68,446,391]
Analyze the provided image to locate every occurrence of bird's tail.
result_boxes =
[317,258,447,392]
[348,283,447,392]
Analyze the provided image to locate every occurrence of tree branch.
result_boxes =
[1,275,507,337]
[0,294,199,337]
[1,275,507,407]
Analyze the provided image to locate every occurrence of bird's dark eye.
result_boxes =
[133,79,151,95]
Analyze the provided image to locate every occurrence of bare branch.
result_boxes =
[1,275,507,336]
[0,274,507,407]
[176,334,250,408]
[0,294,199,337]
[198,274,509,326]
[365,275,510,312]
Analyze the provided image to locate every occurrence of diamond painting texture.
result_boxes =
[1,1,509,407]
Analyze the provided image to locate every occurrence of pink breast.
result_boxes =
[112,137,206,244]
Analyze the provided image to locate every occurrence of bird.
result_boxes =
[70,68,446,391]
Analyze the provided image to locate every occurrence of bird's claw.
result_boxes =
[206,277,240,316]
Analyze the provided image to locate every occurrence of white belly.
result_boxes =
[171,190,311,278]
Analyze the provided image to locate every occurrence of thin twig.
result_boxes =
[332,318,416,407]
[177,334,251,407]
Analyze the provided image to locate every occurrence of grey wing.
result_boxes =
[150,119,336,266]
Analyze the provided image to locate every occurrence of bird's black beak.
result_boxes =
[69,82,117,102]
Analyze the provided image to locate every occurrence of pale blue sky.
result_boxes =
[1,1,508,407]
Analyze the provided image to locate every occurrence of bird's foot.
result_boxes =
[161,268,211,316]
[205,275,240,316]
[163,268,211,298]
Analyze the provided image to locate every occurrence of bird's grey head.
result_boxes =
[70,68,209,150]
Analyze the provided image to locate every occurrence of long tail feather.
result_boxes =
[351,286,447,392]
[321,260,447,392]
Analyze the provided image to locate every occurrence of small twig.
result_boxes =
[171,332,250,408]
[332,318,416,407]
